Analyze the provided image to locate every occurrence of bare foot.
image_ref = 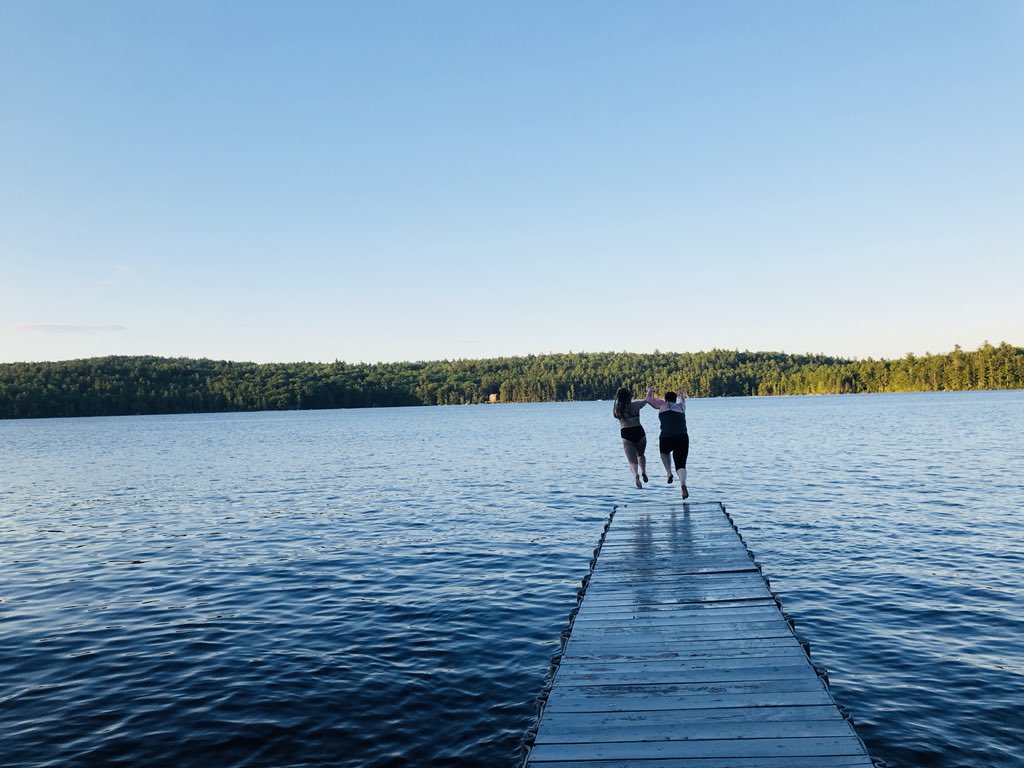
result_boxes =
[667,474,674,483]
[634,475,642,489]
[641,472,648,483]
[681,484,689,499]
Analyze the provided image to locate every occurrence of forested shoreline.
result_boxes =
[1,343,1021,419]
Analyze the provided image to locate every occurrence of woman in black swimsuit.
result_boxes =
[613,387,650,488]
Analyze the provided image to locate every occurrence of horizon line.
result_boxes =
[1,341,1016,368]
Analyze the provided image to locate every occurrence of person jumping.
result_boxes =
[645,386,689,499]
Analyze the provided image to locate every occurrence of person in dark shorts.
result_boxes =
[645,386,690,498]
[613,387,650,488]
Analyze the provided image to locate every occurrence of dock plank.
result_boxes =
[533,761,873,768]
[528,735,870,761]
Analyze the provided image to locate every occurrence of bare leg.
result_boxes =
[676,437,690,498]
[660,452,673,482]
[637,436,649,483]
[622,440,642,487]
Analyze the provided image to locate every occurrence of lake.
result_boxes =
[2,391,1023,767]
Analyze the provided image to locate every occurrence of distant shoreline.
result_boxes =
[2,343,1022,420]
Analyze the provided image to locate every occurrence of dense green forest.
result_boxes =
[1,343,1021,419]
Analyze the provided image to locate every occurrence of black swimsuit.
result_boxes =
[615,403,646,447]
[620,425,646,445]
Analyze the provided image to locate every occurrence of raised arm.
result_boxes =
[645,386,666,409]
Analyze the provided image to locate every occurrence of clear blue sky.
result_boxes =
[2,1,1021,364]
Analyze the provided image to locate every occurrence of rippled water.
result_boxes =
[2,392,1022,767]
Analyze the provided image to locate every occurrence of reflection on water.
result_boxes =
[1,391,1023,767]
[668,505,696,558]
[629,513,655,611]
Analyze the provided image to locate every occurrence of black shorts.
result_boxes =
[659,433,689,469]
[620,426,646,448]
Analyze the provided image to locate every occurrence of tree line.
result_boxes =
[1,342,1021,419]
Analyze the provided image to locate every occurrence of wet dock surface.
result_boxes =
[523,501,875,768]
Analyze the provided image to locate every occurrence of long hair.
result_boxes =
[613,387,633,420]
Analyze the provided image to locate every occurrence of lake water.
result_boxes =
[2,391,1023,767]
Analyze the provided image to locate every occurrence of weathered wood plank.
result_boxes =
[541,690,838,716]
[555,655,815,679]
[528,735,870,761]
[577,595,777,610]
[563,627,798,655]
[542,679,833,714]
[573,606,785,626]
[595,540,752,553]
[570,615,788,632]
[549,666,819,688]
[577,593,774,606]
[584,574,771,590]
[529,756,875,767]
[586,578,768,592]
[567,620,795,642]
[562,628,799,656]
[577,599,780,614]
[561,643,802,665]
[534,714,858,744]
[562,636,807,662]
[585,566,763,583]
[533,703,847,730]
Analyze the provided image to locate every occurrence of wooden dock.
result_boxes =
[523,501,876,768]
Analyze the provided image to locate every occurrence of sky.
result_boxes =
[1,1,1022,365]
